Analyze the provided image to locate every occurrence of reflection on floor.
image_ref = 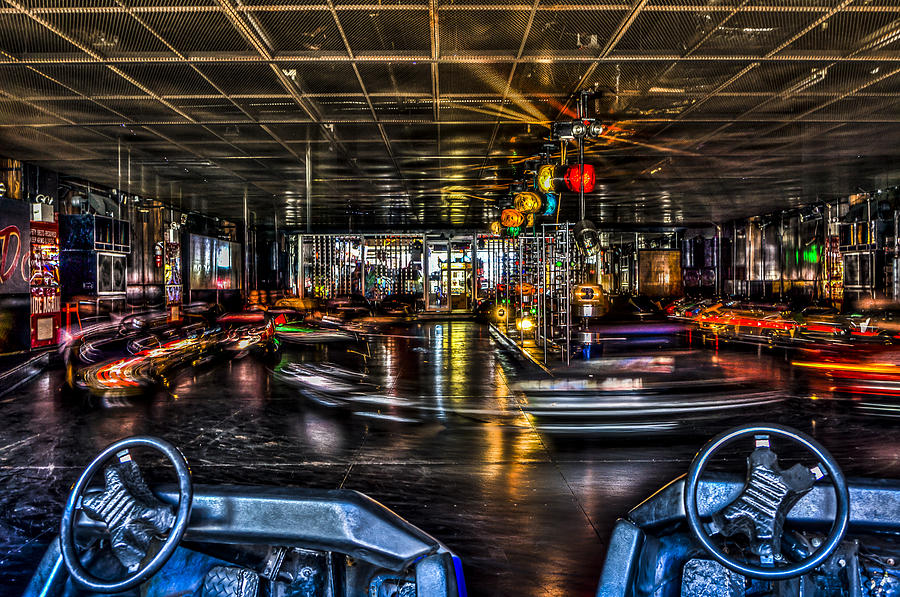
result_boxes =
[2,321,900,596]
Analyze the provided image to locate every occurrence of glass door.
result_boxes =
[448,238,473,311]
[425,237,450,312]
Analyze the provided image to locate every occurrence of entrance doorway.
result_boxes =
[425,235,474,312]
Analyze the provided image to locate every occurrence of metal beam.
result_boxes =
[2,3,899,13]
[4,53,900,66]
[556,0,650,120]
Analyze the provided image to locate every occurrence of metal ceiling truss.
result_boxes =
[0,0,898,229]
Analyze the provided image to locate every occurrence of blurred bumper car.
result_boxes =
[516,354,783,435]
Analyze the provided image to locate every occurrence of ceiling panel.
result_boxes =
[0,0,898,229]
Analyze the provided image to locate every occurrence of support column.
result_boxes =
[243,188,250,296]
[471,232,477,311]
[306,144,312,234]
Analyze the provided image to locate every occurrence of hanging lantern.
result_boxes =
[537,164,557,193]
[564,164,596,193]
[506,225,522,238]
[490,221,503,236]
[514,191,542,214]
[500,209,525,228]
[526,213,535,227]
[542,193,559,216]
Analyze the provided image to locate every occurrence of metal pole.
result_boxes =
[565,226,571,365]
[577,91,585,221]
[518,236,524,343]
[305,144,312,234]
[117,138,122,218]
[579,142,585,222]
[471,232,477,311]
[243,188,249,295]
[779,215,785,301]
[298,235,305,298]
[423,233,429,311]
[542,224,548,365]
[273,207,279,289]
[732,222,737,296]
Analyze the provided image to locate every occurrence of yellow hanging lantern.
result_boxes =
[537,164,557,193]
[514,191,543,214]
[490,221,503,236]
[526,213,535,227]
[500,209,525,228]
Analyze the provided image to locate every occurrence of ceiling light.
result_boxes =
[586,120,605,139]
[551,120,588,141]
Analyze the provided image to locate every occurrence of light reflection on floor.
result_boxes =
[0,321,899,596]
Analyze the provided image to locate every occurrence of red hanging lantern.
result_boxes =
[564,164,596,193]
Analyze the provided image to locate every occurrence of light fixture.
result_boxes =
[516,317,535,332]
[500,209,525,228]
[574,219,601,256]
[564,164,596,193]
[542,193,559,216]
[537,164,556,192]
[514,191,543,214]
[490,221,503,236]
[586,120,605,139]
[551,120,588,141]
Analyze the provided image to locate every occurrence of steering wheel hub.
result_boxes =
[684,424,850,581]
[60,436,193,593]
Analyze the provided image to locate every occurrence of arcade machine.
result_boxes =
[59,213,131,316]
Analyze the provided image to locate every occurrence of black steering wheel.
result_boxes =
[59,436,193,593]
[684,424,850,580]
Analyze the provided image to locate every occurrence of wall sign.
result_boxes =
[30,220,60,348]
[0,198,31,295]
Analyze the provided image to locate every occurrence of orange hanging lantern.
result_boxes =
[490,221,503,236]
[515,282,536,296]
[564,164,596,193]
[514,191,543,214]
[500,209,525,228]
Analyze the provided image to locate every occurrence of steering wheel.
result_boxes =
[59,436,193,593]
[684,424,850,581]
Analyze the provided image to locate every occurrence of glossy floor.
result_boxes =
[2,321,899,596]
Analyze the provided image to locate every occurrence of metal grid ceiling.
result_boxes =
[0,0,899,230]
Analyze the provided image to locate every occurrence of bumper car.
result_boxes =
[516,372,782,435]
[325,294,373,319]
[597,424,899,596]
[274,320,359,345]
[378,293,424,317]
[794,345,900,398]
[62,311,206,375]
[22,436,467,597]
[695,307,800,344]
[474,298,514,325]
[74,327,226,397]
[576,294,689,357]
